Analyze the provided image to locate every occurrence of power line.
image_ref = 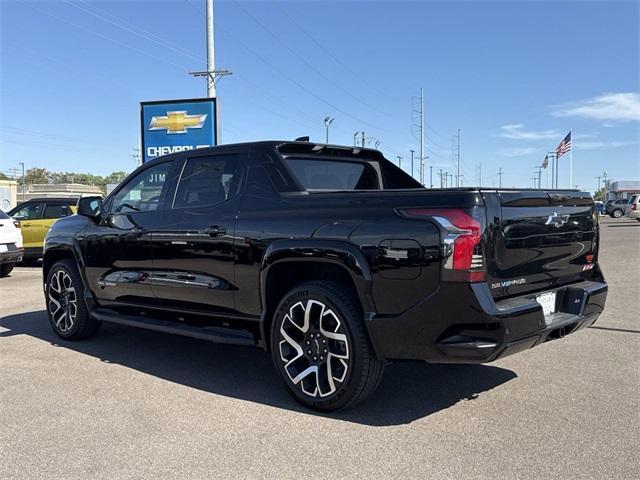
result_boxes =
[28,3,189,70]
[63,0,203,63]
[231,0,393,123]
[271,1,387,98]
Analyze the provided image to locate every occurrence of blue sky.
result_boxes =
[1,0,638,192]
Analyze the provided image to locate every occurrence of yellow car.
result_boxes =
[8,198,77,261]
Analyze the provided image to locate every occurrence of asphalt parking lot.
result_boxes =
[1,216,638,479]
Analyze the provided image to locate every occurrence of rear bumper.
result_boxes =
[0,246,24,265]
[366,269,607,363]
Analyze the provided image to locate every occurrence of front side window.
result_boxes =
[43,204,72,219]
[112,162,175,213]
[284,158,379,190]
[10,202,44,220]
[173,155,239,208]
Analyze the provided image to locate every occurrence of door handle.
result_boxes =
[203,225,226,237]
[131,226,148,237]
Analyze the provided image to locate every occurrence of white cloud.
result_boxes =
[497,124,561,140]
[551,92,640,121]
[498,147,538,157]
[574,140,635,150]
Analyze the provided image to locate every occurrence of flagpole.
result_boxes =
[569,129,573,189]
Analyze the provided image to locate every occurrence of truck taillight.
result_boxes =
[632,204,637,211]
[400,208,485,281]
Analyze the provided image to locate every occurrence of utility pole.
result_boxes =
[19,162,25,203]
[206,0,215,97]
[361,131,365,148]
[603,171,608,201]
[595,175,601,193]
[477,163,482,187]
[353,131,359,147]
[324,117,334,144]
[429,165,433,188]
[498,167,503,188]
[535,166,543,189]
[190,0,232,96]
[438,169,444,188]
[397,156,403,170]
[410,150,415,179]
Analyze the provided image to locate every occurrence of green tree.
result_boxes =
[593,187,605,201]
[0,172,9,180]
[24,168,50,184]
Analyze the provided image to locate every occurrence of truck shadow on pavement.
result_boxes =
[1,310,517,426]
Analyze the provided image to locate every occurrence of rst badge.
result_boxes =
[141,98,217,163]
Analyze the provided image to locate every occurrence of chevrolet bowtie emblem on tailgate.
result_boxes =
[148,111,207,134]
[545,212,570,228]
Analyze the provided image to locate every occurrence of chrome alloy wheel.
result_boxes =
[47,269,78,333]
[278,299,350,398]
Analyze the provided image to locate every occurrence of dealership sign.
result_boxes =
[140,98,217,163]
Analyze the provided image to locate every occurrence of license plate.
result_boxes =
[0,244,7,253]
[536,291,557,319]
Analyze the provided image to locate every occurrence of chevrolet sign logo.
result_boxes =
[545,212,570,228]
[148,111,207,134]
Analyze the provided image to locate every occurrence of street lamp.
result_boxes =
[324,117,334,144]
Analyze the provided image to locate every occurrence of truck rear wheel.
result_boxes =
[270,281,384,411]
[46,259,100,340]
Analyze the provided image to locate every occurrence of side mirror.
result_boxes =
[77,196,103,221]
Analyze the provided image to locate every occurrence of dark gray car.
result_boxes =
[605,199,629,218]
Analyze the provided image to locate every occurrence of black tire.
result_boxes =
[612,209,623,218]
[270,281,384,411]
[0,262,14,277]
[45,259,100,340]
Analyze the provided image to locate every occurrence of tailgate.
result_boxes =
[484,190,598,298]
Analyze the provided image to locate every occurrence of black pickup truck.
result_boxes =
[43,141,607,411]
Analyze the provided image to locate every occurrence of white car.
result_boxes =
[0,209,24,277]
[626,194,640,222]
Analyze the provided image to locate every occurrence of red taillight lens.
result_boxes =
[400,208,484,279]
[632,204,637,211]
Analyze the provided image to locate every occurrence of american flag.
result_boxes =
[542,155,549,168]
[556,131,572,158]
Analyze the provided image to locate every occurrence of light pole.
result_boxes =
[324,117,334,144]
[353,131,359,147]
[396,156,403,170]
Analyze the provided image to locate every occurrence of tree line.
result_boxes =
[0,168,129,194]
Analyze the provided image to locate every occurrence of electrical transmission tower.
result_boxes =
[451,129,460,187]
[411,88,425,186]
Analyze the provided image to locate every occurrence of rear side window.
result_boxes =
[173,155,239,208]
[43,204,72,219]
[284,158,379,190]
[0,210,9,219]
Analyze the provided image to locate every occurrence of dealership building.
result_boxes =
[606,180,640,201]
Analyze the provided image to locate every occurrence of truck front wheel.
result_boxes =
[270,281,384,411]
[46,259,100,340]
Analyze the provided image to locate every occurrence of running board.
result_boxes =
[91,308,256,346]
